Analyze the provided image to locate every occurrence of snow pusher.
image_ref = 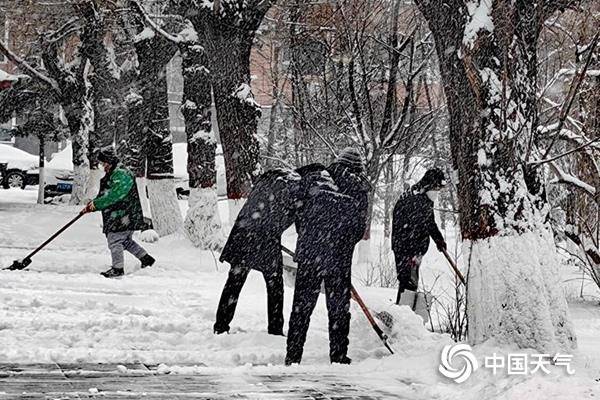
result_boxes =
[281,245,395,355]
[3,212,85,271]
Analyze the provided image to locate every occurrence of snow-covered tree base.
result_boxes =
[70,164,91,205]
[147,179,183,237]
[467,229,577,353]
[184,187,225,251]
[85,168,104,200]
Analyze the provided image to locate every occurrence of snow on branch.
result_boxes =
[540,32,599,159]
[0,39,59,93]
[532,137,600,166]
[130,0,198,45]
[462,0,494,50]
[548,161,596,197]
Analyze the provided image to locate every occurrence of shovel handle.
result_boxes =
[25,212,85,260]
[350,286,394,354]
[441,248,466,286]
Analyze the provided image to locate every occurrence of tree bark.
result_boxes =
[41,41,93,205]
[180,40,225,249]
[208,31,262,199]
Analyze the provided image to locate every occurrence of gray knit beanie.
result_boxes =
[336,147,364,169]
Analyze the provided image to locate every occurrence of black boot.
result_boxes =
[331,355,352,365]
[213,322,229,335]
[101,268,124,278]
[285,356,300,366]
[140,254,155,269]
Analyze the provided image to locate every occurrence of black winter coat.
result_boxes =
[295,162,370,274]
[220,168,300,272]
[391,190,444,260]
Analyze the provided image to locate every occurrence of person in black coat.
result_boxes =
[286,148,371,365]
[215,168,301,335]
[392,168,447,302]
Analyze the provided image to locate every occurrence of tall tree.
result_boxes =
[180,32,226,250]
[171,0,276,201]
[414,0,578,352]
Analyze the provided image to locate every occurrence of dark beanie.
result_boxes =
[414,168,446,193]
[97,146,119,166]
[336,147,364,170]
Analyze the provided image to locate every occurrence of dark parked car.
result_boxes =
[0,144,39,189]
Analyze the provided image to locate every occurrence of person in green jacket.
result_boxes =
[82,147,155,278]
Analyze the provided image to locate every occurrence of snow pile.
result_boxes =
[139,229,159,243]
[467,229,577,353]
[47,142,73,170]
[462,0,494,50]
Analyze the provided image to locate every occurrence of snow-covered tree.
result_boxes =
[170,0,275,200]
[119,1,183,236]
[179,34,225,250]
[414,0,579,352]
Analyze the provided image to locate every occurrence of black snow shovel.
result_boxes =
[3,212,85,271]
[441,248,466,286]
[281,245,395,355]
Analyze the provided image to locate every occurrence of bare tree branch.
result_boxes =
[0,40,59,93]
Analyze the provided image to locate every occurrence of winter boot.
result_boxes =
[268,329,285,337]
[213,322,229,335]
[285,356,300,366]
[140,254,155,269]
[331,355,352,365]
[101,268,124,278]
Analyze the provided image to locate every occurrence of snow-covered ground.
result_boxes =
[1,187,599,398]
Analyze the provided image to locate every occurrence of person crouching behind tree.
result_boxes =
[214,168,301,336]
[391,168,447,302]
[81,147,155,278]
[286,148,370,366]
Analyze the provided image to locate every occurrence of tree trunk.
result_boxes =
[383,160,394,238]
[133,31,182,237]
[416,0,576,352]
[37,136,45,205]
[209,32,261,199]
[64,94,93,205]
[180,41,225,250]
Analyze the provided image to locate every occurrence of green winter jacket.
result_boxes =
[93,166,147,233]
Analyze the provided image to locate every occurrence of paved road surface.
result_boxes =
[0,364,401,399]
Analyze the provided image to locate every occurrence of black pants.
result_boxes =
[286,263,351,364]
[214,262,284,334]
[395,254,423,295]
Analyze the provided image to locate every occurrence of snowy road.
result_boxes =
[0,364,405,399]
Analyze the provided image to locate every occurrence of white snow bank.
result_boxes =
[47,142,73,170]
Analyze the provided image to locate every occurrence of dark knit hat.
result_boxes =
[336,147,364,169]
[97,146,119,166]
[414,168,446,193]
